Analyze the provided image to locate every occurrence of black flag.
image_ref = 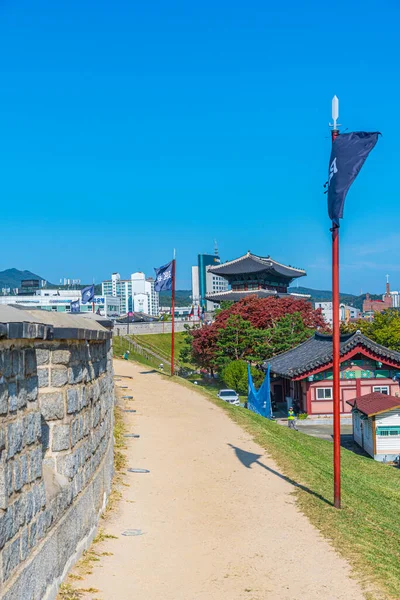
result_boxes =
[328,132,380,226]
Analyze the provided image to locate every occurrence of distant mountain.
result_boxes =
[289,286,381,311]
[159,290,192,307]
[0,268,47,290]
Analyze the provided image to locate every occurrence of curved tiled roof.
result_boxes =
[264,332,400,377]
[208,252,306,278]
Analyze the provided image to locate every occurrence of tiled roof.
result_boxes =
[208,252,306,279]
[347,392,400,416]
[206,289,282,302]
[265,332,400,377]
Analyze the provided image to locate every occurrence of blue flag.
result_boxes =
[70,300,80,313]
[328,132,380,226]
[81,284,95,304]
[154,261,173,292]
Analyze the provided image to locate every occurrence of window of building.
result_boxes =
[373,386,389,395]
[316,388,333,400]
[377,426,400,436]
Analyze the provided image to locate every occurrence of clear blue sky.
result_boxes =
[0,0,398,293]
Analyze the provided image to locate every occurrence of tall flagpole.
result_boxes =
[171,250,176,376]
[330,95,341,509]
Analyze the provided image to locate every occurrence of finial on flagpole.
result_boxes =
[329,95,341,143]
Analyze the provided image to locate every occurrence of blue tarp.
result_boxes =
[247,363,272,419]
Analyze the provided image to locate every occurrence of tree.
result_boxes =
[215,315,262,367]
[221,360,264,395]
[266,312,314,358]
[341,309,400,352]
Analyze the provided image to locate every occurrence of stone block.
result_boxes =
[20,526,29,561]
[0,459,7,510]
[70,418,81,447]
[67,388,79,414]
[23,412,41,446]
[51,367,68,387]
[13,459,22,492]
[29,520,37,549]
[29,447,42,481]
[2,536,20,581]
[20,454,28,487]
[0,350,12,378]
[16,383,27,410]
[52,349,72,365]
[6,464,12,496]
[40,392,64,420]
[7,421,23,458]
[0,384,8,415]
[35,348,49,366]
[80,386,88,410]
[11,350,24,378]
[8,382,18,413]
[25,491,34,524]
[68,364,83,385]
[15,494,26,528]
[26,376,38,402]
[24,349,36,376]
[37,367,49,388]
[52,424,70,452]
[57,451,79,480]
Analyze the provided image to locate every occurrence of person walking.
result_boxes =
[287,406,298,430]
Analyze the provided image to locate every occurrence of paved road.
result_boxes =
[76,360,365,600]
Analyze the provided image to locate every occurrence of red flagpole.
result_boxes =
[331,124,341,509]
[171,257,176,376]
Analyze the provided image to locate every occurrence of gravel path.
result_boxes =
[77,359,365,600]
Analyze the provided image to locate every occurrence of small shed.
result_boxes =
[347,392,400,462]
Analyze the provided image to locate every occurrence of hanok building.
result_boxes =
[265,332,400,416]
[205,251,307,304]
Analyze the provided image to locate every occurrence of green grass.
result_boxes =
[171,375,400,600]
[130,331,195,368]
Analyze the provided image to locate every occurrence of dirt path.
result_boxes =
[78,360,365,600]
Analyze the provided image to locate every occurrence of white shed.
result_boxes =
[347,392,400,462]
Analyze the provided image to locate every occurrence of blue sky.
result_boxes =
[0,0,398,293]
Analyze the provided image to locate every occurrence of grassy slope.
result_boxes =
[172,376,400,600]
[133,332,185,358]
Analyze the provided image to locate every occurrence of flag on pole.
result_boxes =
[81,285,95,304]
[70,300,80,313]
[197,305,201,318]
[328,132,380,225]
[189,305,194,317]
[201,305,205,321]
[154,261,173,292]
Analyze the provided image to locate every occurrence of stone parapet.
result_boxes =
[0,308,114,599]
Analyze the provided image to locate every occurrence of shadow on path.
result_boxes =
[139,370,159,374]
[227,443,333,507]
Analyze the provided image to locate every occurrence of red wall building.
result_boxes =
[363,281,392,315]
[266,332,400,416]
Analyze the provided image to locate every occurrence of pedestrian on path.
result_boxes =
[288,406,298,430]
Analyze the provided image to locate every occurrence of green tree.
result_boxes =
[266,312,314,358]
[221,360,264,395]
[215,315,264,367]
[341,309,400,351]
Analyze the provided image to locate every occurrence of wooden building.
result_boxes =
[205,251,306,304]
[265,332,400,416]
[347,392,400,461]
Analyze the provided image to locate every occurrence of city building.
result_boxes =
[191,252,229,312]
[315,301,360,326]
[205,251,306,305]
[102,272,159,316]
[266,331,400,417]
[0,289,121,316]
[363,277,393,316]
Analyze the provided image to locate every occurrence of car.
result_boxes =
[217,389,240,406]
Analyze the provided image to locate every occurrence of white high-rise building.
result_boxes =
[102,272,159,316]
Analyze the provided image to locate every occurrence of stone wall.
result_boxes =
[0,307,114,600]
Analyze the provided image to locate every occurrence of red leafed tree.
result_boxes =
[189,297,326,373]
[214,296,326,330]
